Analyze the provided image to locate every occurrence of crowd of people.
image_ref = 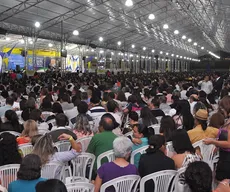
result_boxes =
[0,70,230,191]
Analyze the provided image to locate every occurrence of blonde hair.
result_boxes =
[21,120,38,138]
[32,134,55,165]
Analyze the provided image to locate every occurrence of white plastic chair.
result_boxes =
[0,164,20,188]
[18,143,33,157]
[156,116,163,123]
[42,111,54,121]
[65,176,89,184]
[76,136,93,152]
[130,145,148,165]
[66,182,94,192]
[140,170,177,192]
[100,175,140,192]
[71,153,95,181]
[46,119,56,129]
[192,139,216,171]
[171,167,190,192]
[97,150,115,169]
[41,162,64,180]
[148,124,160,134]
[166,141,176,158]
[54,140,71,152]
[0,131,21,137]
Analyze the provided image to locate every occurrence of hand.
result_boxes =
[203,138,214,145]
[215,179,230,192]
[58,133,72,141]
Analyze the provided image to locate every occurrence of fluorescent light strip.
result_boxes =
[208,51,220,59]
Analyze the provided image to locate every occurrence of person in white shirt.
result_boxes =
[198,75,213,95]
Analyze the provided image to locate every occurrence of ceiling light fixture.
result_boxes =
[171,54,174,57]
[152,49,155,53]
[5,37,10,41]
[29,41,33,44]
[91,49,94,52]
[174,30,179,35]
[117,41,121,46]
[163,24,169,29]
[148,14,155,20]
[99,37,103,41]
[19,39,24,44]
[166,52,169,55]
[143,47,146,51]
[73,30,79,36]
[201,46,204,50]
[48,43,53,47]
[194,42,197,46]
[208,51,220,59]
[188,38,192,42]
[111,52,114,55]
[34,21,41,28]
[182,35,186,39]
[176,55,179,57]
[160,51,163,54]
[131,44,135,48]
[125,0,133,7]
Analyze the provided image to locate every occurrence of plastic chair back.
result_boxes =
[76,136,93,152]
[140,170,177,192]
[66,182,94,192]
[100,175,140,192]
[148,124,160,134]
[97,150,115,169]
[130,145,148,164]
[18,143,33,157]
[41,162,64,180]
[166,141,176,158]
[0,131,20,137]
[54,140,71,152]
[71,153,95,181]
[0,164,20,188]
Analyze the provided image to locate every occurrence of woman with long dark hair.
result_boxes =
[160,116,176,142]
[0,110,23,133]
[173,100,194,131]
[140,106,158,127]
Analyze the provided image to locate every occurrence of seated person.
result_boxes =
[8,154,46,192]
[149,98,165,117]
[49,113,76,142]
[187,109,218,144]
[36,179,67,192]
[94,136,138,192]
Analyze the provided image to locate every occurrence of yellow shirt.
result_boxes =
[187,125,219,144]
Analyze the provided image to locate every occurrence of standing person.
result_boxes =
[213,72,223,99]
[198,75,213,95]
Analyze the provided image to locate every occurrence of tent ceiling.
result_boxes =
[0,0,229,58]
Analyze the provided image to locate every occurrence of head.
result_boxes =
[113,136,133,160]
[132,124,150,139]
[40,97,52,110]
[128,111,138,125]
[60,94,70,103]
[204,75,209,82]
[5,110,18,123]
[160,116,176,142]
[172,129,195,154]
[36,179,67,192]
[0,132,22,166]
[149,98,160,110]
[81,92,88,101]
[128,95,137,104]
[214,71,220,78]
[116,91,126,102]
[29,109,42,122]
[193,102,207,115]
[147,135,166,154]
[26,97,36,109]
[22,120,38,138]
[55,113,69,127]
[74,114,91,135]
[77,101,88,114]
[219,96,230,118]
[107,100,119,113]
[17,154,42,180]
[159,96,167,104]
[209,112,225,128]
[140,106,158,126]
[185,161,212,192]
[33,134,55,165]
[194,109,208,131]
[5,97,14,106]
[90,96,100,106]
[98,116,114,132]
[52,102,64,114]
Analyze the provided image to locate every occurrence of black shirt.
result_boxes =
[151,109,165,117]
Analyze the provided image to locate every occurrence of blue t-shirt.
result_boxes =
[132,137,148,168]
[8,178,46,192]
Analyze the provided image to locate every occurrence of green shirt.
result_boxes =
[87,131,117,170]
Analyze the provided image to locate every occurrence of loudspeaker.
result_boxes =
[61,49,67,57]
[16,65,20,72]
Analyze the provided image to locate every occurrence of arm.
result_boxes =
[94,175,103,192]
[58,133,81,152]
[198,81,203,86]
[204,130,230,148]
